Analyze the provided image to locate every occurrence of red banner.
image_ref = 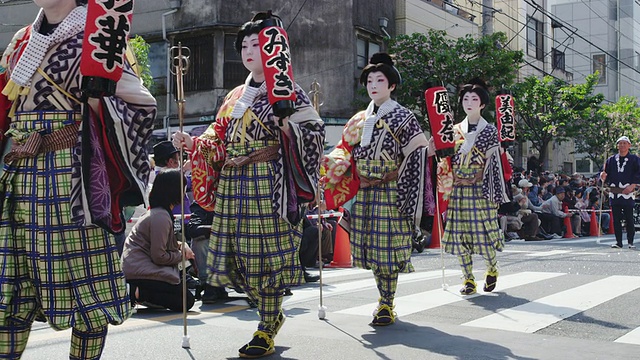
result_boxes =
[81,0,134,96]
[258,19,297,118]
[425,86,455,156]
[496,92,516,142]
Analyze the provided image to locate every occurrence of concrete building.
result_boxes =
[0,0,593,173]
[551,0,640,173]
[0,0,396,147]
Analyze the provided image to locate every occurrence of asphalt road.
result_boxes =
[17,232,640,360]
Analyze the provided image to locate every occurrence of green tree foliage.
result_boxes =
[511,74,603,169]
[388,30,524,129]
[573,96,640,168]
[128,35,156,94]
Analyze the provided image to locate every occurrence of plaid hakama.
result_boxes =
[351,159,414,275]
[0,112,130,351]
[206,140,302,334]
[442,166,502,279]
[207,141,302,284]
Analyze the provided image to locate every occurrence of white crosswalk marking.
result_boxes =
[284,269,460,306]
[336,271,565,317]
[614,327,640,345]
[462,275,640,333]
[525,250,572,257]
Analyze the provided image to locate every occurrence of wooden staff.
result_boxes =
[170,42,191,348]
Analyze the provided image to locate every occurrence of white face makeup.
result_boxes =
[367,71,394,106]
[461,91,485,117]
[241,33,263,77]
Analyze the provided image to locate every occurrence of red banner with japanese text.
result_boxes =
[425,86,455,158]
[81,0,134,97]
[258,17,297,119]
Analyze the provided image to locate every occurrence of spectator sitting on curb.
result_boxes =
[540,186,579,238]
[122,170,196,312]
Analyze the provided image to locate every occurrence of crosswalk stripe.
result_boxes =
[525,250,572,257]
[463,275,640,333]
[614,327,640,344]
[283,269,460,306]
[335,271,565,317]
[313,267,371,279]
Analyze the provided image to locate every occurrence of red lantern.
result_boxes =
[425,86,455,158]
[496,90,516,143]
[258,17,297,119]
[80,0,134,97]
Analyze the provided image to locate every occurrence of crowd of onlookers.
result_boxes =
[499,168,616,241]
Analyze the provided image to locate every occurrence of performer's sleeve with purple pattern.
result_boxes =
[481,126,510,204]
[397,113,434,226]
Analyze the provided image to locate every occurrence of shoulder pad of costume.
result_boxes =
[1,25,31,73]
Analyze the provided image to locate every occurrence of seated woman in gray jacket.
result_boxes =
[122,169,196,311]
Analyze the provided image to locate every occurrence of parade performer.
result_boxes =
[172,12,324,358]
[440,79,510,295]
[323,53,434,326]
[0,0,156,358]
[601,135,640,249]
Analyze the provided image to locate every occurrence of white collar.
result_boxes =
[229,74,266,119]
[360,99,397,147]
[9,6,86,88]
[458,117,488,155]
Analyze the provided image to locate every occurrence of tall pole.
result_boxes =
[171,42,191,349]
[482,0,494,36]
[309,79,327,319]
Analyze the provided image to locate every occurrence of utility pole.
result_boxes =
[482,0,494,36]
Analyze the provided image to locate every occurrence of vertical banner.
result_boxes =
[258,17,297,119]
[424,86,455,158]
[81,0,134,97]
[496,90,516,143]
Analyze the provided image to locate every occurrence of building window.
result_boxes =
[224,34,249,88]
[635,51,640,71]
[527,16,544,61]
[552,48,565,71]
[357,38,381,69]
[177,35,215,92]
[576,159,591,173]
[593,54,606,84]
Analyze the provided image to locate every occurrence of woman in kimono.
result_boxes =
[323,53,434,326]
[440,79,509,296]
[0,0,156,359]
[172,12,324,359]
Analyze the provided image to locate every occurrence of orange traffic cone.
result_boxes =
[429,213,443,249]
[563,207,574,238]
[608,210,615,234]
[589,211,599,236]
[328,224,352,268]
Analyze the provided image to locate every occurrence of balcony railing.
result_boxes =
[428,0,476,22]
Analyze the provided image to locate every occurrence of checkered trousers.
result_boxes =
[206,142,303,291]
[442,166,503,256]
[350,159,415,275]
[0,111,130,332]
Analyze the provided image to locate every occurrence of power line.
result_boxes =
[286,0,309,32]
[461,0,640,88]
[523,0,640,78]
[490,10,640,93]
[461,0,640,89]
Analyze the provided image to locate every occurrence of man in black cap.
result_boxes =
[153,140,181,170]
[601,136,640,249]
